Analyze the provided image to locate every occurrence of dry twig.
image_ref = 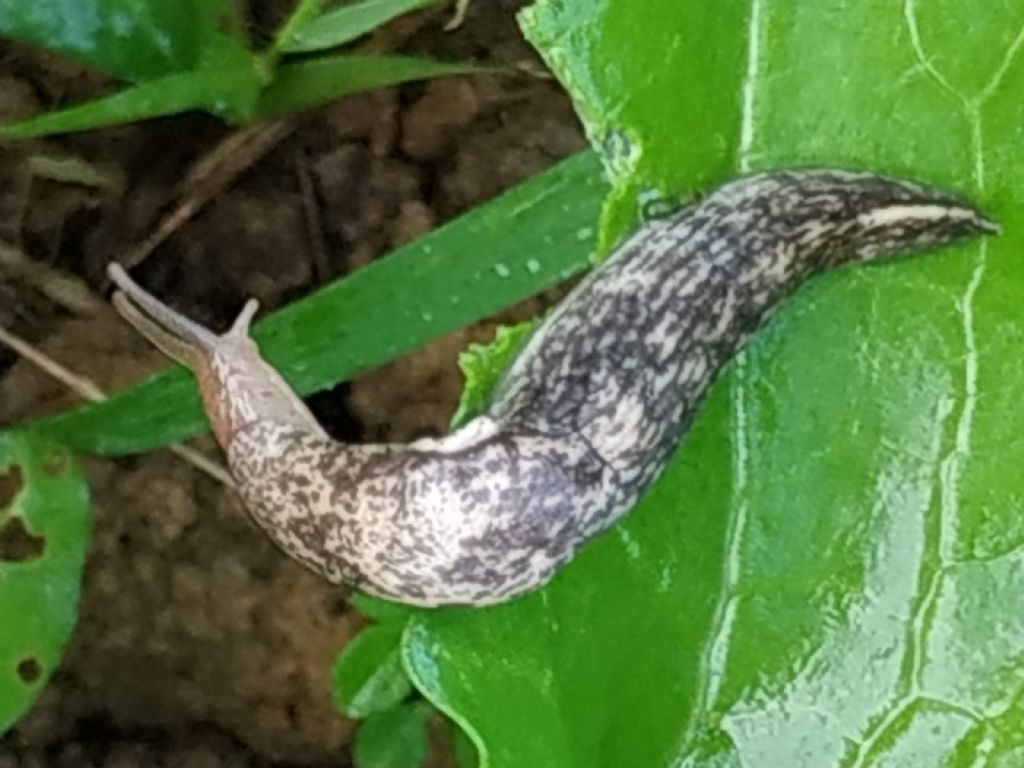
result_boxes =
[118,120,296,273]
[0,240,106,316]
[296,157,331,283]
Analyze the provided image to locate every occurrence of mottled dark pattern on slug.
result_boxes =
[230,420,601,604]
[109,169,995,607]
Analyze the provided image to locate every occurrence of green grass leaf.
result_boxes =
[0,58,264,140]
[254,54,481,120]
[28,150,604,455]
[400,1,1024,766]
[0,51,472,140]
[0,433,89,732]
[272,0,325,53]
[279,0,443,53]
[0,0,248,82]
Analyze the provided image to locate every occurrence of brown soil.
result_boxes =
[0,1,585,765]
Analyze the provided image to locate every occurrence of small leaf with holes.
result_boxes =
[0,432,89,733]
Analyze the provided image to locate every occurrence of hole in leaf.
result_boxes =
[0,517,45,562]
[0,464,24,508]
[17,657,41,684]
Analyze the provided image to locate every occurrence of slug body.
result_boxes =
[108,169,996,606]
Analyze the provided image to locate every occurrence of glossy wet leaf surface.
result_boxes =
[0,433,89,732]
[401,1,1024,766]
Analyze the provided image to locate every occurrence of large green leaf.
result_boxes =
[401,1,1024,766]
[29,150,604,454]
[521,0,748,246]
[0,432,89,732]
[0,0,247,82]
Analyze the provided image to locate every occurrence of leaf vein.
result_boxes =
[976,17,1024,104]
[903,0,968,104]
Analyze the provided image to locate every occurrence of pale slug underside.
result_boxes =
[108,169,997,606]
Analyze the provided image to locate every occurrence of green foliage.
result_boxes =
[29,150,604,454]
[332,623,412,718]
[333,599,432,768]
[0,0,471,139]
[451,320,538,428]
[395,1,1024,766]
[255,54,478,119]
[0,0,248,82]
[279,0,443,53]
[521,0,747,249]
[354,701,432,768]
[0,433,89,732]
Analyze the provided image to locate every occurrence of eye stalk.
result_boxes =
[108,262,267,448]
[108,263,261,368]
[108,262,324,450]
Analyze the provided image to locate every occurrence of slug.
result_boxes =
[107,169,996,607]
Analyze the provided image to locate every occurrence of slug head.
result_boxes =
[714,169,999,269]
[108,264,322,450]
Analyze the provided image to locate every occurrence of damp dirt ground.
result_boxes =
[0,2,585,765]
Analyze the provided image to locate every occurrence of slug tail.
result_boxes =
[848,197,998,264]
[715,169,999,270]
